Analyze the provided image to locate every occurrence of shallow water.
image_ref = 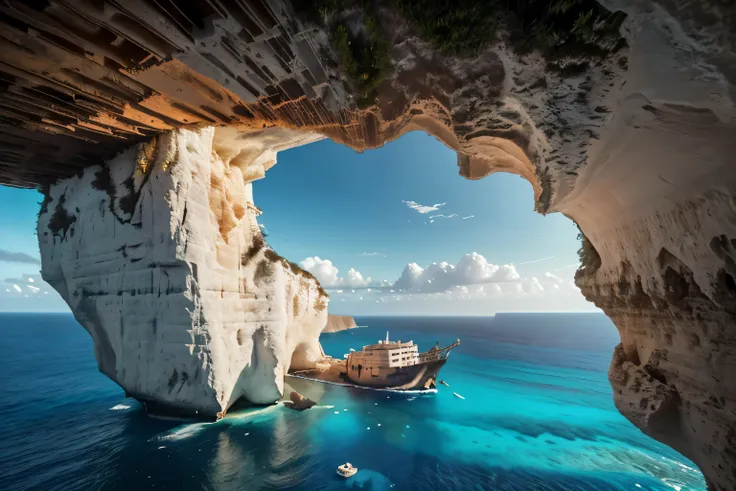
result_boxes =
[0,313,705,490]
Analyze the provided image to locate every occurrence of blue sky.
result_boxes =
[0,131,596,314]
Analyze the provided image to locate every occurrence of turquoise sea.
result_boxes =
[0,313,705,490]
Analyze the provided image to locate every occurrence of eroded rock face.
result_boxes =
[3,0,735,488]
[575,193,736,490]
[37,127,329,417]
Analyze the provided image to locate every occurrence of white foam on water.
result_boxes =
[109,403,133,411]
[226,403,279,421]
[312,405,335,409]
[153,422,211,442]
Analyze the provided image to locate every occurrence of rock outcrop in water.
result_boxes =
[283,391,317,411]
[0,1,735,487]
[37,127,328,417]
[323,315,358,333]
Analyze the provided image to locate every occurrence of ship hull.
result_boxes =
[345,359,447,390]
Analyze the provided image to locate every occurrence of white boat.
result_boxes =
[337,462,358,478]
[453,392,465,400]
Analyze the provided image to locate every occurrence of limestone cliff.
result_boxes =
[37,127,328,417]
[323,315,358,333]
[1,0,735,488]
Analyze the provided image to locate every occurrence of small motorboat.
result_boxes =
[439,379,450,387]
[337,462,358,478]
[453,392,465,400]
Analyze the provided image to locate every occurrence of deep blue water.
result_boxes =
[0,313,705,491]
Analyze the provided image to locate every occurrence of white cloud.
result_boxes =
[526,277,545,294]
[12,284,21,293]
[359,252,386,257]
[299,257,339,286]
[429,214,458,220]
[344,268,370,287]
[461,215,474,220]
[298,253,584,307]
[392,252,520,293]
[299,257,371,288]
[402,200,446,214]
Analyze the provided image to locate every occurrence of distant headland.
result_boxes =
[323,315,358,333]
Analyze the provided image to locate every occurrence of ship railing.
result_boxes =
[418,339,460,363]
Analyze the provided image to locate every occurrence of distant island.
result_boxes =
[322,315,358,333]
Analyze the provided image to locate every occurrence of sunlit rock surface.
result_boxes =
[37,127,329,417]
[323,315,358,333]
[1,0,734,487]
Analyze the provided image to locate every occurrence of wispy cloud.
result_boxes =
[359,252,386,257]
[428,214,458,222]
[517,256,555,265]
[429,214,460,223]
[461,215,475,220]
[0,249,40,265]
[402,200,446,214]
[553,263,579,271]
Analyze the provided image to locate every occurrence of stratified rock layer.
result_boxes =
[2,0,735,488]
[37,127,329,417]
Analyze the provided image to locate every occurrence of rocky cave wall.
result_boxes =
[37,126,328,417]
[1,0,735,488]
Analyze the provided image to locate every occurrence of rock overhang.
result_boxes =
[3,1,736,489]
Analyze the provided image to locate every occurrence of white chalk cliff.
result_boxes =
[37,127,328,417]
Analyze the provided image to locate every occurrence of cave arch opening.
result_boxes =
[222,124,705,488]
[241,126,599,325]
